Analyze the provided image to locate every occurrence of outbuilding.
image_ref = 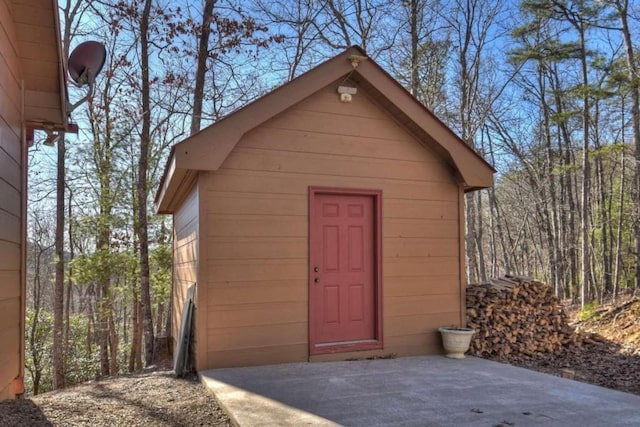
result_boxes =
[155,46,494,371]
[0,0,70,398]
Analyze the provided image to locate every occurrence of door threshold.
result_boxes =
[315,339,378,347]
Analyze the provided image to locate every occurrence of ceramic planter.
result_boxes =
[438,327,475,359]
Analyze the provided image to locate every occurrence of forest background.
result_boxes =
[25,0,640,395]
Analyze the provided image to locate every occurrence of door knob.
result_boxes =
[314,266,319,272]
[314,278,320,283]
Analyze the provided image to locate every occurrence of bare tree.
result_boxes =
[53,0,93,390]
[312,0,394,57]
[610,0,640,292]
[384,0,450,114]
[190,0,215,135]
[138,0,155,366]
[443,0,505,283]
[252,0,325,80]
[26,212,55,394]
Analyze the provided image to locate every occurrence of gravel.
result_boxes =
[0,370,232,427]
[3,294,637,426]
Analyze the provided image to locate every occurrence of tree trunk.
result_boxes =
[614,144,625,300]
[190,0,215,135]
[409,0,419,96]
[93,83,114,378]
[539,65,561,296]
[64,188,74,384]
[578,25,590,309]
[139,0,155,366]
[33,372,41,396]
[53,137,65,390]
[465,197,478,283]
[30,244,44,395]
[475,191,487,282]
[129,289,142,372]
[135,297,143,370]
[551,65,578,300]
[98,285,110,377]
[615,0,640,291]
[156,302,164,336]
[593,98,611,295]
[109,310,118,375]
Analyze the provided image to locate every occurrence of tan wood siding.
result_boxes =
[206,344,308,368]
[199,81,462,368]
[458,187,467,326]
[0,0,21,91]
[207,322,307,352]
[309,333,443,362]
[0,0,23,400]
[172,185,198,364]
[11,0,65,125]
[0,323,20,397]
[207,280,306,305]
[202,170,457,201]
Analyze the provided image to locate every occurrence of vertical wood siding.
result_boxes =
[199,81,462,368]
[0,0,24,400]
[172,185,199,366]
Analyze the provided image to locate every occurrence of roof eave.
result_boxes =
[154,45,495,212]
[21,0,70,132]
[53,0,71,131]
[352,60,495,189]
[155,153,179,213]
[175,48,360,172]
[155,48,364,212]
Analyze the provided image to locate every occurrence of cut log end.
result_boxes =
[467,276,584,358]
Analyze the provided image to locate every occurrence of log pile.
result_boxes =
[466,275,582,358]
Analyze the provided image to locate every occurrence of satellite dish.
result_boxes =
[68,41,106,87]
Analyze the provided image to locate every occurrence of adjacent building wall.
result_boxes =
[0,0,25,400]
[172,185,199,365]
[197,81,462,369]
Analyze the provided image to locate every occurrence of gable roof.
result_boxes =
[155,46,495,213]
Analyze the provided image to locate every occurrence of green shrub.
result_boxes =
[578,300,600,321]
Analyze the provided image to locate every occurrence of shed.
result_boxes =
[155,46,495,371]
[0,0,69,398]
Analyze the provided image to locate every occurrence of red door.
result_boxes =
[310,191,377,352]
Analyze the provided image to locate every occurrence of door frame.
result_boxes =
[308,186,383,355]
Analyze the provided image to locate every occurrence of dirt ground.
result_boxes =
[574,296,640,352]
[0,370,231,427]
[492,340,640,395]
[1,296,638,426]
[491,296,640,396]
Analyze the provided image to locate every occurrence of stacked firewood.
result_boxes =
[466,275,582,357]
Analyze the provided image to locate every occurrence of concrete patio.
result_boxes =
[200,356,640,427]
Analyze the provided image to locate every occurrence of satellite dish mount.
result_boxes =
[67,41,106,112]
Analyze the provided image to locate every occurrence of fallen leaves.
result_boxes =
[467,279,640,396]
